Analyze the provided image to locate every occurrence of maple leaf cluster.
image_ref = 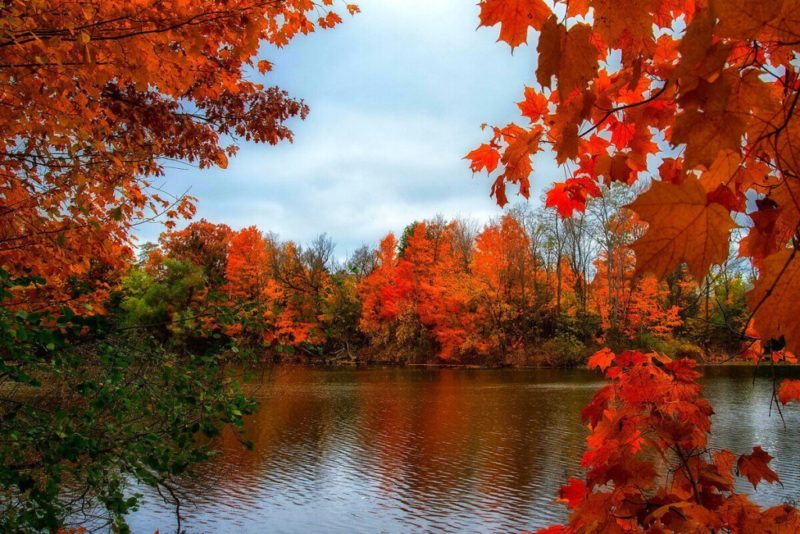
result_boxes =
[540,348,798,533]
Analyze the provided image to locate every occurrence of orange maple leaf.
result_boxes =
[478,0,552,49]
[466,144,501,174]
[736,446,780,489]
[778,379,800,405]
[587,348,615,371]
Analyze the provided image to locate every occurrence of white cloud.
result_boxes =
[137,0,560,257]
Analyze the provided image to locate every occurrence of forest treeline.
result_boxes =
[128,186,751,367]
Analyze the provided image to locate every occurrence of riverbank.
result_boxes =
[240,348,749,370]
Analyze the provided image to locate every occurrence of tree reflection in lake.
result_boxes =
[128,366,800,533]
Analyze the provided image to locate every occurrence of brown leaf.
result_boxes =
[672,109,746,168]
[628,177,736,280]
[535,15,562,88]
[712,0,784,40]
[592,0,656,56]
[747,249,800,354]
[558,24,598,101]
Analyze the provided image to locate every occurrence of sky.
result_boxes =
[141,0,561,258]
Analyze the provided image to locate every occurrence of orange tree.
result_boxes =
[469,0,800,530]
[1,0,356,310]
[471,214,537,361]
[0,1,355,530]
[358,223,472,362]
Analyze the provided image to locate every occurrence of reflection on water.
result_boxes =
[128,366,800,533]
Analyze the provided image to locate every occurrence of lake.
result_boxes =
[128,365,800,533]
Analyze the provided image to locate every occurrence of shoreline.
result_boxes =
[242,355,759,371]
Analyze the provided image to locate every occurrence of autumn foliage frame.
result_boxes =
[469,0,800,531]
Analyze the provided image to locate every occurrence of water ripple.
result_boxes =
[126,366,800,533]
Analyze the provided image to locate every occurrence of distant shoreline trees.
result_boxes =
[133,187,752,367]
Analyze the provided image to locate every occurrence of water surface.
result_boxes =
[128,366,800,533]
